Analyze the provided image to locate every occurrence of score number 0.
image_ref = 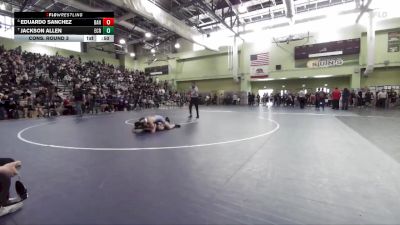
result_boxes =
[103,18,114,26]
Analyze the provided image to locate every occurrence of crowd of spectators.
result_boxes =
[1,45,398,120]
[187,88,398,110]
[246,88,399,110]
[0,45,181,120]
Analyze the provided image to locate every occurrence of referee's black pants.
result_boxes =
[189,97,199,118]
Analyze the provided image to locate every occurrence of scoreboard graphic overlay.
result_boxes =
[14,12,114,42]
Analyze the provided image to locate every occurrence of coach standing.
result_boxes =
[189,82,199,119]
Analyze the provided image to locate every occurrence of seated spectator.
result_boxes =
[0,47,178,120]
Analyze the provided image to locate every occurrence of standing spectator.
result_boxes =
[315,89,320,109]
[205,94,211,106]
[357,90,363,108]
[232,93,238,105]
[212,93,217,105]
[310,92,315,107]
[298,89,306,109]
[331,87,341,110]
[73,84,85,116]
[218,93,223,105]
[262,93,267,106]
[188,82,199,119]
[389,89,397,107]
[350,90,356,107]
[377,90,388,108]
[342,88,350,110]
[365,90,373,107]
[318,89,326,111]
[88,89,98,114]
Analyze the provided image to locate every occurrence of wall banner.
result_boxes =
[388,31,400,52]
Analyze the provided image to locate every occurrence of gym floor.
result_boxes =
[1,106,400,225]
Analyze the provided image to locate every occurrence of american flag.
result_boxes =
[250,53,269,66]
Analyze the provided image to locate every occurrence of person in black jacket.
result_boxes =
[72,84,85,116]
[342,88,350,110]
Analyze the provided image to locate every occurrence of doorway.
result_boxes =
[258,89,274,97]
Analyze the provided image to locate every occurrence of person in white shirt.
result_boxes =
[298,90,306,109]
[377,90,388,108]
[233,94,238,105]
[205,95,210,106]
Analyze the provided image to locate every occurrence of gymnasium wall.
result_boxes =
[0,37,120,66]
[132,17,400,92]
[251,76,351,93]
[359,18,400,68]
[361,67,400,87]
[177,78,240,92]
[130,39,237,86]
[357,18,400,87]
[175,52,233,81]
[240,24,364,79]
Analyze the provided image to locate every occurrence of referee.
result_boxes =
[189,82,199,119]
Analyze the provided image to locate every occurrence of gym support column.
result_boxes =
[351,69,361,89]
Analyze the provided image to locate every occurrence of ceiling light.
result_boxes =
[130,52,135,57]
[145,32,152,38]
[174,43,180,49]
[150,48,156,53]
[119,39,126,44]
[280,78,287,80]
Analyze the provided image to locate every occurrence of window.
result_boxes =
[0,15,14,39]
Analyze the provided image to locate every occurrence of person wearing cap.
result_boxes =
[0,158,23,217]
